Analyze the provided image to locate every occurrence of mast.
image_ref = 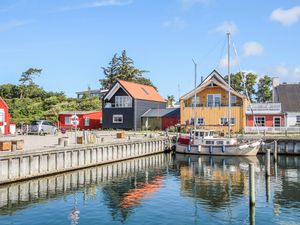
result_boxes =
[192,59,197,135]
[227,32,231,137]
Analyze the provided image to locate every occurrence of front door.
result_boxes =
[0,109,5,134]
[273,117,281,127]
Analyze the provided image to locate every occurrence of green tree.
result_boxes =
[167,95,175,107]
[19,68,42,98]
[224,72,257,101]
[256,75,272,102]
[100,50,154,89]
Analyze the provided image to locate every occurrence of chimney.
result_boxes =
[272,77,279,103]
[201,76,203,83]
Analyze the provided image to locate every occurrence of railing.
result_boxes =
[184,102,242,107]
[105,103,132,108]
[246,103,281,114]
[245,126,300,133]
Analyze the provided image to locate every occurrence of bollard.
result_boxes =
[64,139,69,147]
[12,143,17,151]
[274,141,277,162]
[265,149,271,176]
[58,137,63,145]
[249,163,255,206]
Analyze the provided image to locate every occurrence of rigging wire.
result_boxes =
[231,39,260,134]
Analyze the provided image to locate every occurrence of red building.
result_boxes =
[0,97,10,135]
[58,111,102,130]
[245,103,285,133]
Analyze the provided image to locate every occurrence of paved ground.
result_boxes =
[0,130,167,154]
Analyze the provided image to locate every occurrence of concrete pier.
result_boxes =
[0,137,172,185]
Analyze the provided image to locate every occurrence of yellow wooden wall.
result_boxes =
[181,86,247,133]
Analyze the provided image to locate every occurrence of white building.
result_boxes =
[273,78,300,127]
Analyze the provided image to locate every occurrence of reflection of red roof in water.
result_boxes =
[119,176,163,208]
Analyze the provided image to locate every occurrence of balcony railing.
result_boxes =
[245,126,300,133]
[246,103,281,114]
[105,103,132,108]
[184,102,242,107]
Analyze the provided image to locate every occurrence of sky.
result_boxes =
[0,0,300,100]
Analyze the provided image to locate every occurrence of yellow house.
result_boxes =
[180,70,248,133]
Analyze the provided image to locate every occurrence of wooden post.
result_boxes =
[265,149,271,176]
[250,204,255,225]
[249,163,255,206]
[274,141,277,162]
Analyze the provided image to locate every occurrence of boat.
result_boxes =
[176,129,261,155]
[176,33,262,156]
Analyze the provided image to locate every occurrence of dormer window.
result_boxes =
[207,94,221,107]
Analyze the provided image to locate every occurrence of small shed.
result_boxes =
[141,108,180,130]
[0,97,10,135]
[58,111,102,130]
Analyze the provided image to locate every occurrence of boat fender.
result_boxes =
[209,146,213,154]
[188,144,191,152]
[222,145,225,153]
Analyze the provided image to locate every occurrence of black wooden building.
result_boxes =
[102,80,166,130]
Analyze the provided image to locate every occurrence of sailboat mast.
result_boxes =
[227,32,231,137]
[192,59,197,134]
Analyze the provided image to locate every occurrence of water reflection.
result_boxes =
[174,154,258,212]
[0,154,300,225]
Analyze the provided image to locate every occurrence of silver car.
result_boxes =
[28,120,58,135]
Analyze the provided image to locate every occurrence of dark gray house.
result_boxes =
[102,79,166,130]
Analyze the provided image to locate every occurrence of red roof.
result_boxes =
[118,80,166,103]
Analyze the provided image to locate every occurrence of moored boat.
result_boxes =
[176,129,261,156]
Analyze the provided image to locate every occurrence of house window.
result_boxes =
[84,117,90,126]
[115,96,132,108]
[220,117,236,125]
[207,94,221,107]
[192,97,200,106]
[296,116,300,124]
[113,115,123,123]
[231,95,237,106]
[273,117,281,127]
[0,112,4,123]
[65,116,71,125]
[255,116,265,127]
[197,117,204,125]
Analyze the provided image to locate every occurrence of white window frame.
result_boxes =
[115,96,132,108]
[0,112,4,123]
[296,115,300,124]
[255,116,265,127]
[273,116,281,127]
[197,117,204,125]
[84,117,90,126]
[220,117,236,125]
[65,116,71,125]
[207,94,221,107]
[113,114,123,123]
[231,95,237,106]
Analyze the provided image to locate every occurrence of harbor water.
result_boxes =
[0,153,299,225]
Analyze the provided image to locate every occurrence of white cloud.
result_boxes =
[0,20,28,32]
[179,0,213,9]
[215,21,237,34]
[242,42,264,57]
[270,64,300,82]
[60,0,132,11]
[162,17,187,30]
[270,6,300,26]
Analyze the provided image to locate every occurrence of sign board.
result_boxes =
[71,115,79,126]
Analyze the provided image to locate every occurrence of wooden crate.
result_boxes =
[116,132,125,139]
[11,140,24,150]
[0,141,12,151]
[77,136,83,144]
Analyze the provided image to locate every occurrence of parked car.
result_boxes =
[28,120,58,135]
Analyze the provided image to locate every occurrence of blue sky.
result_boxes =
[0,0,299,99]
